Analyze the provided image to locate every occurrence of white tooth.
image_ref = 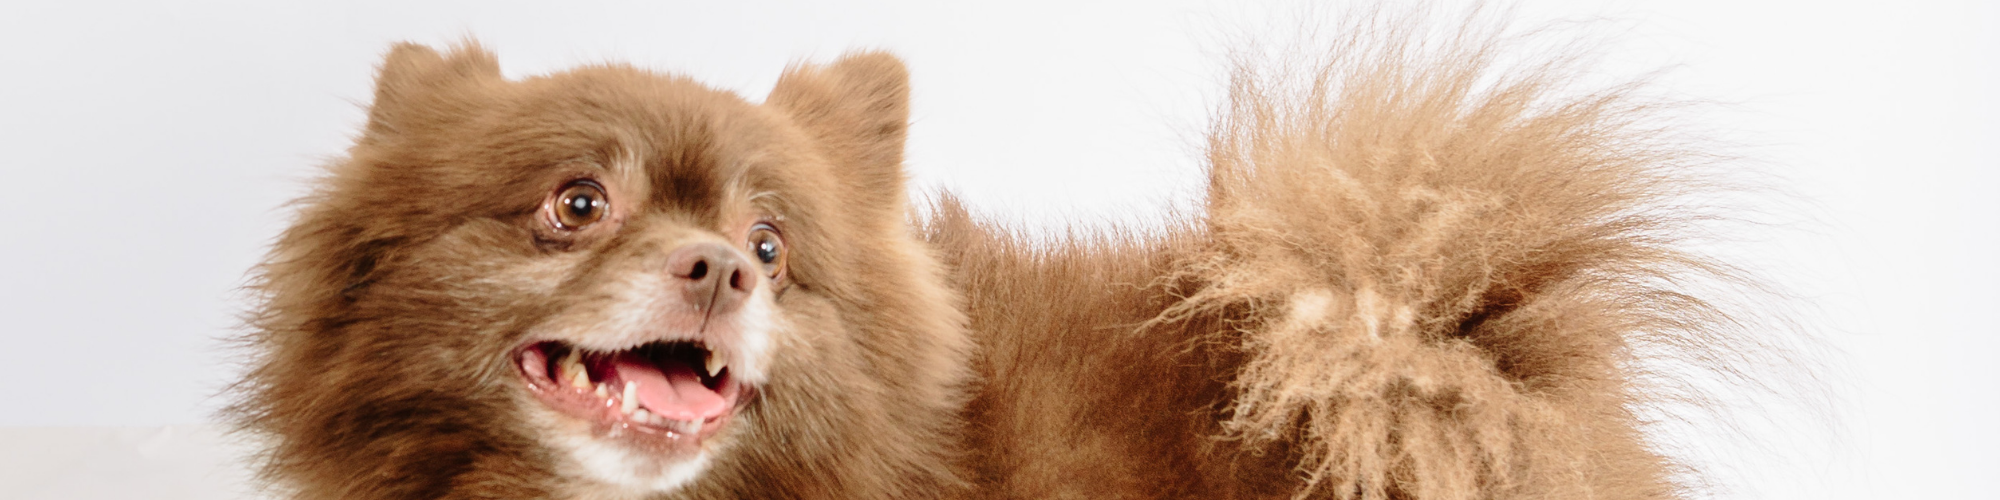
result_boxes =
[660,418,700,435]
[561,350,586,387]
[621,382,639,414]
[705,351,726,377]
[633,408,653,424]
[594,383,609,398]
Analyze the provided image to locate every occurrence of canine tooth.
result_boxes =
[705,352,726,377]
[621,382,639,414]
[560,350,585,382]
[569,369,590,390]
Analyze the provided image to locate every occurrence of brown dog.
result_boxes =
[235,19,1738,500]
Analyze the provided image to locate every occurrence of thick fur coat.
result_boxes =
[234,13,1742,500]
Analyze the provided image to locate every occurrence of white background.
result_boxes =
[0,1,1993,498]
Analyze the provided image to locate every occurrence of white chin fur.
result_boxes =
[557,430,711,494]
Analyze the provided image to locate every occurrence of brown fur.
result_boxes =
[236,11,1745,500]
[234,43,972,499]
[934,12,1728,498]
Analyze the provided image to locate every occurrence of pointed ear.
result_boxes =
[765,52,912,208]
[365,41,500,137]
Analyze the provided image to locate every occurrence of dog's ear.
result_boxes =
[364,41,500,137]
[765,52,911,210]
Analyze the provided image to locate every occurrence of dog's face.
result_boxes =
[241,44,972,499]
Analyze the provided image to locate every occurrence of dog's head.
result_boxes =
[239,43,971,499]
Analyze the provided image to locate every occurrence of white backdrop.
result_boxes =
[0,1,1993,498]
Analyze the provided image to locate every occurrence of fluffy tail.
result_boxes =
[1170,9,1738,500]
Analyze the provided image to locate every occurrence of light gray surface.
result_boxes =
[0,1,1995,498]
[0,425,257,500]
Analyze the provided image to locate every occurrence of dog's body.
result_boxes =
[236,16,1733,500]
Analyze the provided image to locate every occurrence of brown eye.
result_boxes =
[551,180,608,229]
[747,223,786,279]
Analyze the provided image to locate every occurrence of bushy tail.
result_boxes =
[1169,8,1740,500]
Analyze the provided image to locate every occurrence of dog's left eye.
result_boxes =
[550,180,608,229]
[747,223,786,279]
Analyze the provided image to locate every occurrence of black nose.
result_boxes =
[665,242,755,314]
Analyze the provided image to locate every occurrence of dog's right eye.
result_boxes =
[550,180,609,229]
[746,223,786,279]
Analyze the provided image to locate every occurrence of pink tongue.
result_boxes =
[609,352,727,421]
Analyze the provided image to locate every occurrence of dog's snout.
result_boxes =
[666,242,755,314]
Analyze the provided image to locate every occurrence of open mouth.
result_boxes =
[516,340,746,449]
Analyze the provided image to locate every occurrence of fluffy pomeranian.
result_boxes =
[234,13,1744,500]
